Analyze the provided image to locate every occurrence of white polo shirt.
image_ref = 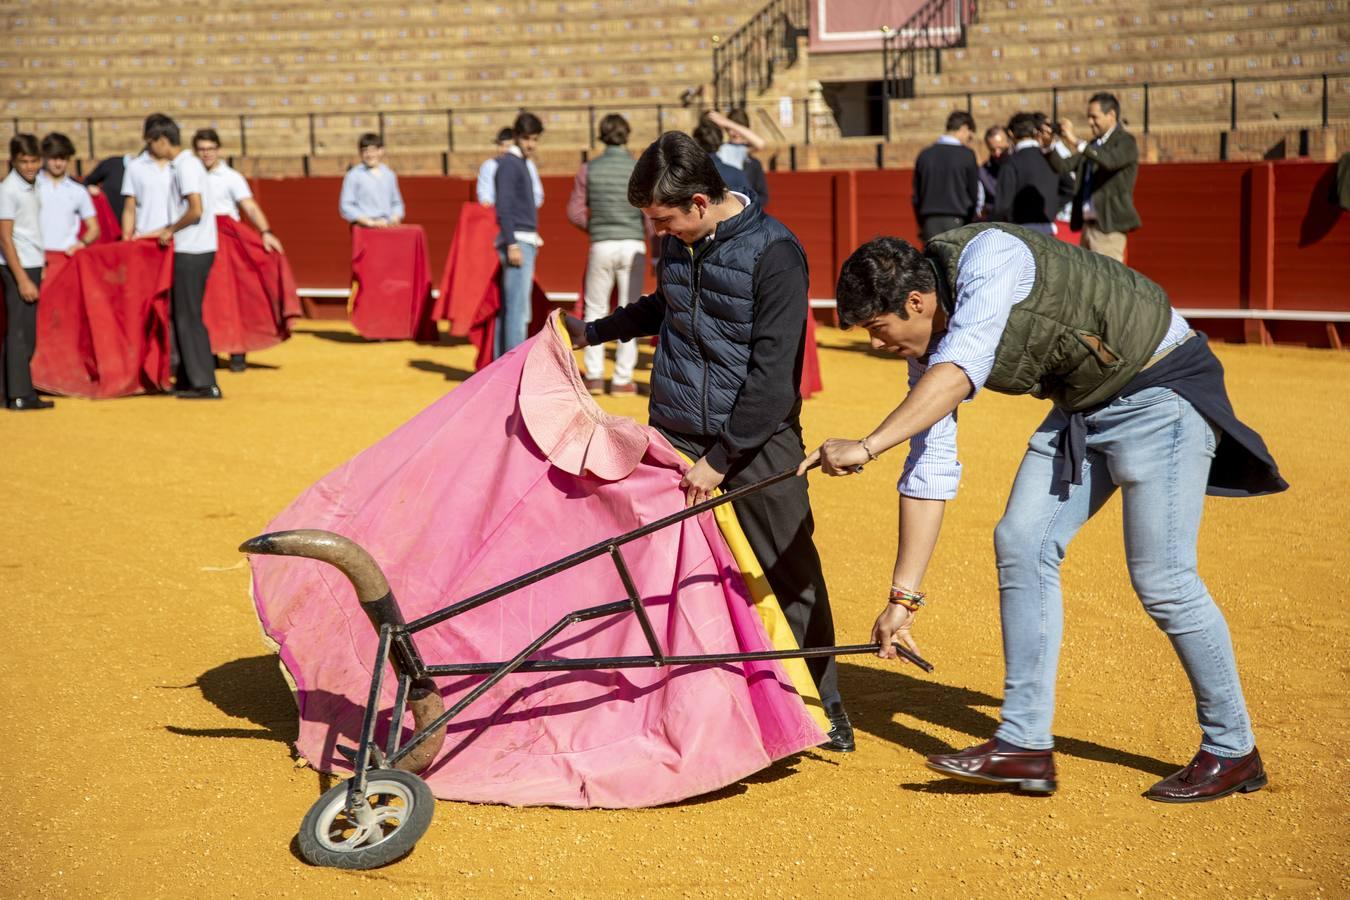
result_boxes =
[169,149,216,255]
[121,151,175,234]
[205,162,252,221]
[0,168,45,269]
[37,171,96,251]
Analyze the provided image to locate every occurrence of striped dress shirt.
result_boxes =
[899,228,1190,499]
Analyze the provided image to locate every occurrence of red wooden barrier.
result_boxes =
[252,160,1349,346]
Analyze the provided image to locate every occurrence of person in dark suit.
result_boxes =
[912,111,980,244]
[993,113,1075,234]
[976,125,1009,220]
[1050,92,1141,262]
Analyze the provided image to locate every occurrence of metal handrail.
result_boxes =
[881,0,978,138]
[711,0,809,110]
[9,70,1346,164]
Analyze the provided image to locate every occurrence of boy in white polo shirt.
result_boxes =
[143,117,220,400]
[38,132,100,255]
[0,134,53,410]
[193,128,285,372]
[121,113,175,240]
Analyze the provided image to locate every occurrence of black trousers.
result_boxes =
[1,265,43,401]
[172,252,217,389]
[919,214,967,245]
[660,422,842,713]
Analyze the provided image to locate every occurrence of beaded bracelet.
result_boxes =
[860,437,879,462]
[888,586,926,612]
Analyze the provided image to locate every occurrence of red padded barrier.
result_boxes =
[253,162,1349,345]
[1271,161,1350,312]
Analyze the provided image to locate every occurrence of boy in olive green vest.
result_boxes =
[566,114,648,395]
[803,224,1285,803]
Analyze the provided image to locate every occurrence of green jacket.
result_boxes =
[585,145,644,242]
[925,224,1172,411]
[1050,127,1141,234]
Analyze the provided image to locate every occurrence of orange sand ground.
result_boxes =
[2,322,1346,898]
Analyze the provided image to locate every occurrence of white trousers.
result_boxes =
[582,238,647,383]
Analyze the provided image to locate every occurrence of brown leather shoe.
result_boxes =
[1145,748,1267,803]
[926,740,1057,794]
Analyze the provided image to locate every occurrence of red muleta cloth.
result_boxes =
[32,241,173,398]
[349,224,438,341]
[203,216,303,354]
[433,202,550,369]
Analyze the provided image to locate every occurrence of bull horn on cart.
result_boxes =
[240,529,447,774]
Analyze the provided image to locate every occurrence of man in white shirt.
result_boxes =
[121,113,176,240]
[0,134,53,410]
[37,132,99,256]
[192,128,285,372]
[476,127,545,209]
[142,117,221,399]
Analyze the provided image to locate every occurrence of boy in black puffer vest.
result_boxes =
[564,132,854,752]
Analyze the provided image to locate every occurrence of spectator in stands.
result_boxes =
[492,111,545,359]
[477,127,544,210]
[566,113,647,396]
[992,113,1074,235]
[194,128,284,373]
[339,133,404,228]
[563,131,855,754]
[121,112,176,240]
[714,108,770,208]
[1051,93,1141,263]
[0,134,52,411]
[37,132,100,255]
[144,117,221,400]
[976,125,1009,220]
[912,111,981,244]
[691,117,752,196]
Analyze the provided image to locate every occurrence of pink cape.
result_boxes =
[32,242,173,398]
[349,224,438,341]
[250,313,824,808]
[203,216,303,354]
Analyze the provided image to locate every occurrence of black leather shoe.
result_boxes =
[176,385,223,400]
[926,740,1057,793]
[1145,748,1267,803]
[228,354,247,373]
[819,708,855,753]
[8,395,55,411]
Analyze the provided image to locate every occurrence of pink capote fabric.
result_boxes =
[250,312,824,808]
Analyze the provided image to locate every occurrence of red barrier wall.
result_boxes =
[253,160,1349,345]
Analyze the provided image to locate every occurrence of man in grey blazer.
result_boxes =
[1052,93,1141,263]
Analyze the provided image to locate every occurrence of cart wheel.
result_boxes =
[296,769,435,870]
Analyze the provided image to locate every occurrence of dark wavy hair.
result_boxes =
[835,237,936,327]
[628,131,726,210]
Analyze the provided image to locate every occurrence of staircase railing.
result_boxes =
[881,0,977,136]
[711,0,810,110]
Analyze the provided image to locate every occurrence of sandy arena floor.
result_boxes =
[2,321,1346,898]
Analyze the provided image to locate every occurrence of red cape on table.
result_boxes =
[203,216,303,355]
[32,242,173,398]
[350,224,438,341]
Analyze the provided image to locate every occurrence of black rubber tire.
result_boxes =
[296,769,435,869]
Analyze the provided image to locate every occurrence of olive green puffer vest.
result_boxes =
[585,145,644,242]
[925,224,1172,411]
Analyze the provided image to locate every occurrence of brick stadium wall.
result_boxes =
[253,160,1350,345]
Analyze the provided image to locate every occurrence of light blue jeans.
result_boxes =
[993,387,1256,757]
[495,242,537,359]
